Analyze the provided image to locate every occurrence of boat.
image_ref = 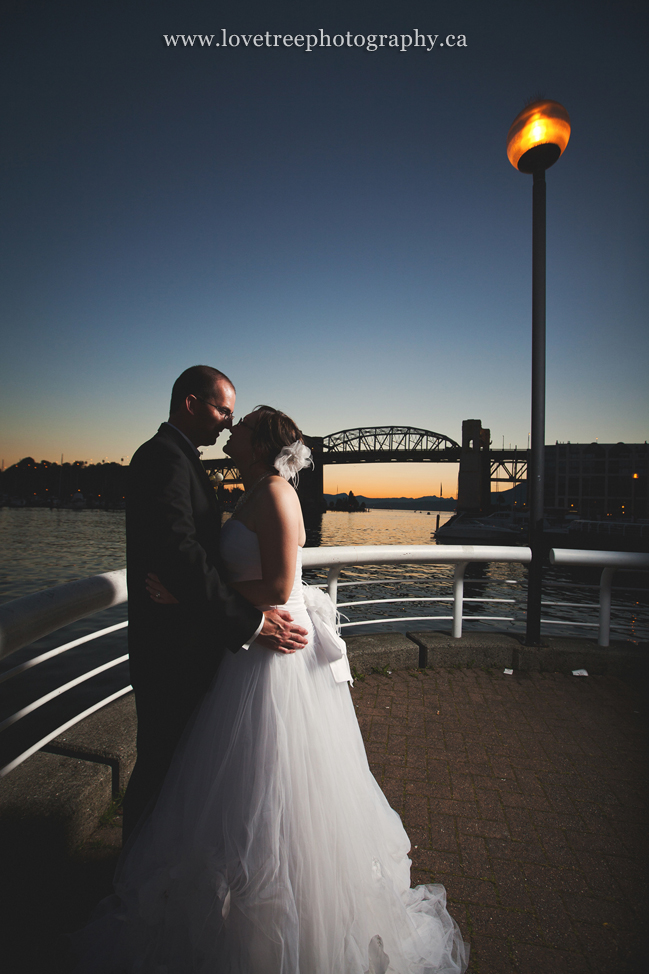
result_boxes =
[434,511,527,545]
[437,511,649,553]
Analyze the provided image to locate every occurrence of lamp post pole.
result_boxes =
[506,98,571,646]
[527,168,547,643]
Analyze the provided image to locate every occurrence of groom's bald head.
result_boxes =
[170,365,235,413]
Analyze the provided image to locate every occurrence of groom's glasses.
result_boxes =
[195,397,233,421]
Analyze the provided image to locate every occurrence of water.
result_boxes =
[309,510,649,642]
[1,507,647,770]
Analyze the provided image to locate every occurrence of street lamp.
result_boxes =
[507,99,571,646]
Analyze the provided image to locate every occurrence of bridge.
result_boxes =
[204,421,529,513]
[206,425,462,484]
[321,426,460,464]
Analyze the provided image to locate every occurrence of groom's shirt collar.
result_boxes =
[163,421,201,457]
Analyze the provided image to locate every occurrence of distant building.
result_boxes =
[545,442,647,518]
[458,421,648,519]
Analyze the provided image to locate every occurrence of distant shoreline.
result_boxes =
[323,494,456,512]
[0,496,458,514]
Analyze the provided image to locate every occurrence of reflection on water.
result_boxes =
[0,508,126,603]
[1,507,647,769]
[317,508,454,547]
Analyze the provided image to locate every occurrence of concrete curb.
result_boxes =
[406,631,520,670]
[405,630,649,678]
[517,636,649,678]
[0,750,112,856]
[43,692,137,793]
[346,633,420,672]
[0,695,136,854]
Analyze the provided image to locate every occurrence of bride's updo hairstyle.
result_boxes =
[250,406,313,482]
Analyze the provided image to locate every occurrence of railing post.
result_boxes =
[598,567,615,648]
[327,567,341,607]
[452,562,467,638]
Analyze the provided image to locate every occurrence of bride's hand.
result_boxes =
[146,573,179,604]
[256,608,309,654]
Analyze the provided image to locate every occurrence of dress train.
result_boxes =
[74,521,468,973]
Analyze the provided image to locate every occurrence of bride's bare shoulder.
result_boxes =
[263,474,301,508]
[248,475,303,541]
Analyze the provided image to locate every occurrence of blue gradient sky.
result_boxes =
[1,0,647,496]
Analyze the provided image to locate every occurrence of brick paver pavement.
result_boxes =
[351,668,648,973]
[10,667,646,973]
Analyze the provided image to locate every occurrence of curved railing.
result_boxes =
[1,547,647,776]
[0,570,131,777]
[302,545,531,638]
[0,569,127,661]
[549,548,649,647]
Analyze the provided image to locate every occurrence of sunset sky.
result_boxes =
[1,0,647,498]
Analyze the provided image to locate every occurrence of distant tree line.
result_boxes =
[0,458,129,508]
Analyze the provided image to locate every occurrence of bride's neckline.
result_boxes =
[231,471,272,516]
[226,517,304,549]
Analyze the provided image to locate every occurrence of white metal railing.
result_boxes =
[549,548,649,647]
[302,545,649,645]
[0,686,133,778]
[0,569,127,660]
[0,571,130,777]
[1,547,647,777]
[302,545,531,638]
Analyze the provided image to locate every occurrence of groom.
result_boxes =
[122,364,308,841]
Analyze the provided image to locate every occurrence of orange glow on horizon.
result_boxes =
[323,463,458,499]
[2,448,460,499]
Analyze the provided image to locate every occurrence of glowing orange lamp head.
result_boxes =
[506,99,571,173]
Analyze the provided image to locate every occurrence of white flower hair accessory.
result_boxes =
[274,441,313,484]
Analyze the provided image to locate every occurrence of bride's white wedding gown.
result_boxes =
[76,520,469,973]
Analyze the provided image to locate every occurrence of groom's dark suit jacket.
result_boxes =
[123,423,262,838]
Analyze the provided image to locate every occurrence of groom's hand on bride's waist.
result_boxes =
[256,609,309,654]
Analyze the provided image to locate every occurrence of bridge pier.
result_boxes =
[204,443,326,522]
[457,420,491,514]
[298,436,325,520]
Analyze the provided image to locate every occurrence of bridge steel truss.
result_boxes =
[489,451,529,486]
[205,437,530,494]
[322,427,461,465]
[203,460,242,485]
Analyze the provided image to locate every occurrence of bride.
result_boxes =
[75,406,469,974]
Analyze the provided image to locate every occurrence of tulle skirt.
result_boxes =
[74,604,468,973]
